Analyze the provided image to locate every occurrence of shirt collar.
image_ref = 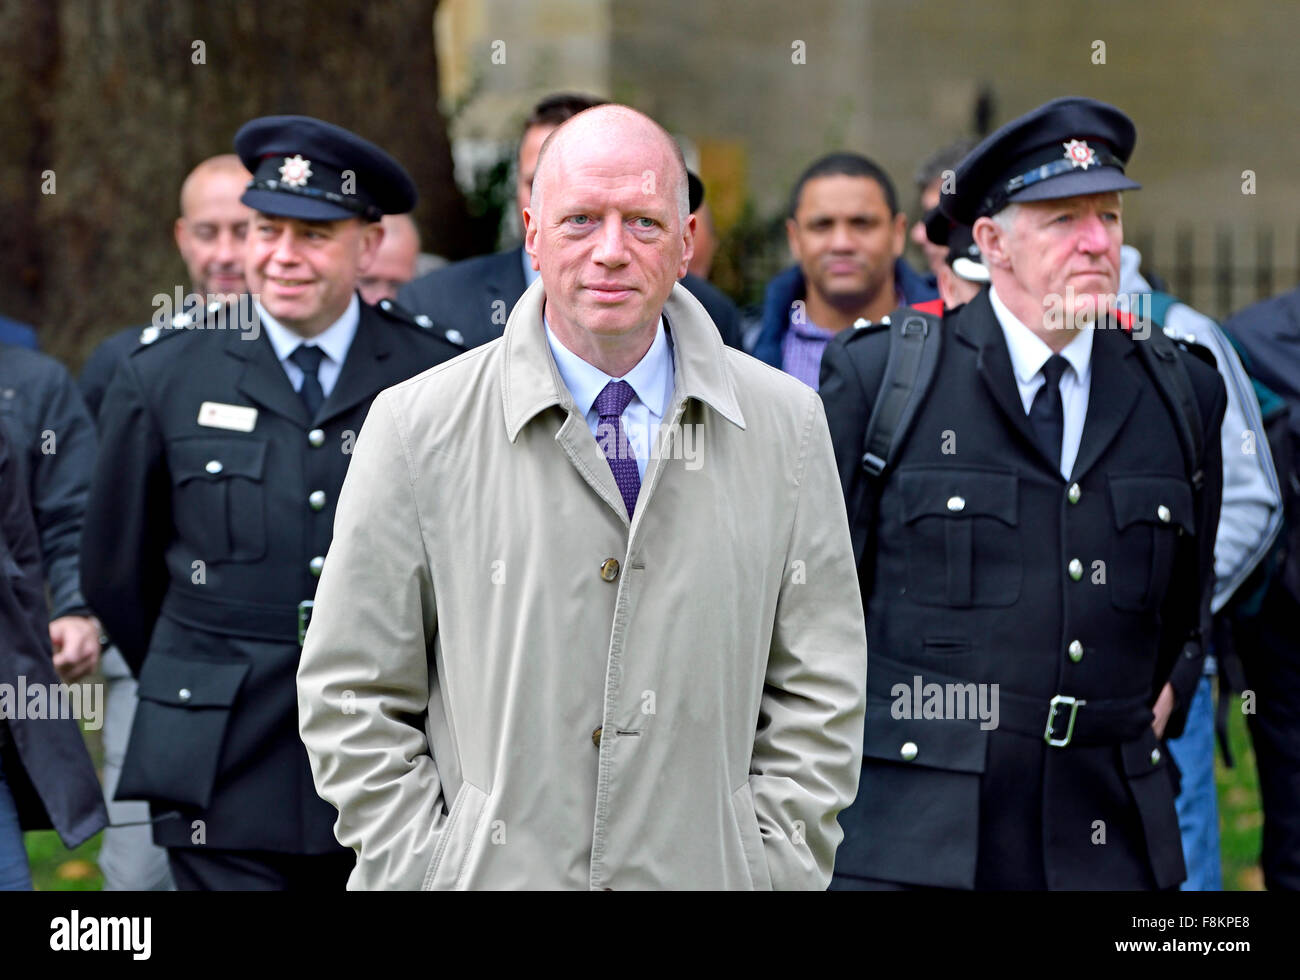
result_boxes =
[256,293,360,365]
[502,279,745,442]
[543,314,673,419]
[988,285,1093,384]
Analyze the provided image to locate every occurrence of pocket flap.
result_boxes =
[1108,475,1193,533]
[899,468,1018,526]
[169,437,267,483]
[1120,727,1168,777]
[860,696,989,773]
[136,652,250,708]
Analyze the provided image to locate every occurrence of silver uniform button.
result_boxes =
[308,428,326,448]
[379,299,392,311]
[946,495,966,512]
[205,460,223,474]
[1157,504,1171,523]
[309,555,325,576]
[1067,483,1081,504]
[445,328,464,346]
[178,687,192,702]
[1068,640,1084,662]
[415,314,433,328]
[1068,558,1083,581]
[1151,748,1162,765]
[309,490,326,511]
[900,741,918,761]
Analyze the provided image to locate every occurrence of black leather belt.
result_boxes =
[867,652,1153,748]
[161,591,315,646]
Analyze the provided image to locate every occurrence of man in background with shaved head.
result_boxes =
[356,213,421,305]
[80,154,253,418]
[298,104,867,890]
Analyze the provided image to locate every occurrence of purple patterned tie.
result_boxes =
[594,379,641,519]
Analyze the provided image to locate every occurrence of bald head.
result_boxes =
[530,105,690,227]
[357,213,421,305]
[174,154,253,297]
[178,154,250,217]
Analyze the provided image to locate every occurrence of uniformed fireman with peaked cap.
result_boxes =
[81,116,464,890]
[820,97,1227,889]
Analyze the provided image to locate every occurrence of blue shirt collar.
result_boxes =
[543,316,673,419]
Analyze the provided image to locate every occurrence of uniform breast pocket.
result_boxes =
[1107,475,1193,612]
[897,467,1021,607]
[168,437,269,563]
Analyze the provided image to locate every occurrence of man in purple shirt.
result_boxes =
[751,153,940,389]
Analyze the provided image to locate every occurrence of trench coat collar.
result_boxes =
[502,279,746,442]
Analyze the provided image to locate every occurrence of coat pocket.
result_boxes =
[898,467,1021,607]
[835,698,988,888]
[115,652,250,809]
[168,436,269,563]
[1107,475,1193,612]
[421,780,489,891]
[729,782,773,891]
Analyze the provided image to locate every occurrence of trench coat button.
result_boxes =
[1150,748,1161,765]
[600,558,620,582]
[309,555,325,576]
[1157,504,1171,523]
[309,490,327,511]
[1068,558,1083,581]
[1067,483,1081,504]
[1068,640,1084,662]
[205,459,223,474]
[592,727,602,747]
[946,495,966,512]
[308,428,326,448]
[178,687,192,702]
[900,741,918,761]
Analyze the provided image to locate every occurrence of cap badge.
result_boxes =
[278,154,313,187]
[1062,139,1097,170]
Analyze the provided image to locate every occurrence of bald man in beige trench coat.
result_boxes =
[296,106,866,890]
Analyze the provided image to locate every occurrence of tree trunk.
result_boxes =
[0,0,469,366]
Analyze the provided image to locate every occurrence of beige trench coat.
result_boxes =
[296,281,866,889]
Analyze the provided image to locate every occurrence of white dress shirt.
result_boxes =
[988,286,1093,480]
[256,293,360,400]
[544,316,675,482]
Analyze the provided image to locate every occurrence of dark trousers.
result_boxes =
[1237,586,1300,890]
[168,846,354,891]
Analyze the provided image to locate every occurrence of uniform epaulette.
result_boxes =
[375,298,467,350]
[1161,325,1218,371]
[133,300,231,351]
[840,315,894,345]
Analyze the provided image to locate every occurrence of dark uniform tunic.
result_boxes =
[81,300,461,853]
[820,291,1226,889]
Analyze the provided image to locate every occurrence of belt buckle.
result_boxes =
[1044,694,1087,747]
[297,600,315,646]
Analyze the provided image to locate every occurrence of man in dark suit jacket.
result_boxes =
[398,92,743,350]
[81,116,462,891]
[820,98,1226,890]
[1223,289,1300,890]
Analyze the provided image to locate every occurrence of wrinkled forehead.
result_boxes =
[541,130,680,206]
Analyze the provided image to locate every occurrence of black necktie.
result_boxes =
[289,344,326,418]
[1028,354,1069,469]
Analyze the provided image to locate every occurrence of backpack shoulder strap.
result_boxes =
[859,308,944,477]
[1130,324,1205,490]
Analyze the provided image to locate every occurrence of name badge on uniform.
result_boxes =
[198,401,258,432]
